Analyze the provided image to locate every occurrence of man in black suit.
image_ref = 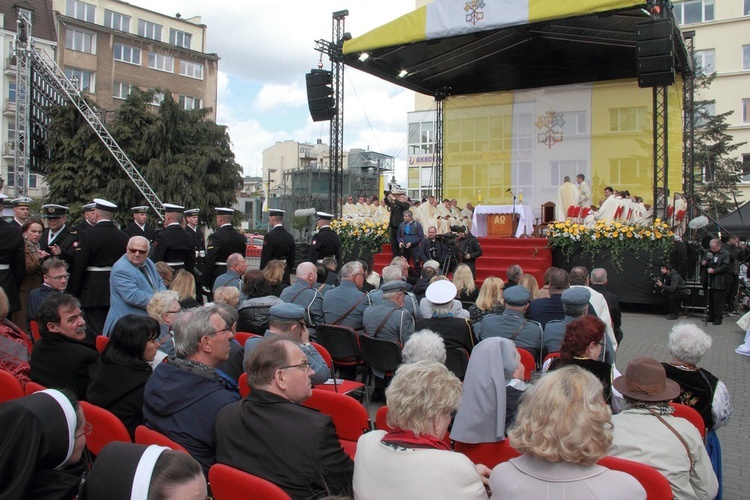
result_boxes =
[260,209,295,284]
[590,268,624,342]
[706,238,731,325]
[40,204,78,267]
[69,199,130,334]
[215,339,353,499]
[384,190,410,258]
[204,207,246,290]
[0,196,25,315]
[184,208,206,298]
[526,268,570,329]
[150,203,195,274]
[308,211,341,265]
[124,206,155,242]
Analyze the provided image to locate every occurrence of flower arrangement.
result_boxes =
[328,218,390,261]
[547,218,675,271]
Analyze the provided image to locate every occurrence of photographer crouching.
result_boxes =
[454,225,482,279]
[655,262,690,320]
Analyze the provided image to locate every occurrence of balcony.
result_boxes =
[3,99,16,115]
[3,142,17,158]
[4,56,17,75]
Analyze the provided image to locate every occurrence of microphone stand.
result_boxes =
[508,189,517,238]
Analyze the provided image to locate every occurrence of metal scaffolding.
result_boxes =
[434,88,448,201]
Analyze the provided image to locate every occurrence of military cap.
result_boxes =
[215,207,234,215]
[504,285,531,306]
[561,287,591,307]
[42,204,69,218]
[268,209,285,217]
[316,211,334,221]
[11,197,33,207]
[83,202,96,212]
[425,280,457,305]
[380,280,407,293]
[130,206,149,214]
[93,198,117,211]
[269,303,305,321]
[162,203,184,213]
[184,208,200,216]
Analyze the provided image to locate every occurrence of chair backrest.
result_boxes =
[238,372,250,398]
[667,205,675,217]
[580,207,592,219]
[541,202,555,223]
[598,455,672,500]
[566,205,576,218]
[209,464,291,500]
[675,209,686,222]
[517,347,535,382]
[134,425,189,453]
[543,352,561,364]
[573,206,582,217]
[453,440,521,469]
[670,402,706,438]
[444,347,470,380]
[375,405,394,432]
[0,369,24,403]
[311,341,333,369]
[95,335,110,354]
[359,335,402,375]
[315,324,363,365]
[79,401,132,456]
[302,388,371,442]
[234,332,262,347]
[29,320,41,342]
[24,380,47,396]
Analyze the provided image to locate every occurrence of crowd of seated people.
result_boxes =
[0,249,734,499]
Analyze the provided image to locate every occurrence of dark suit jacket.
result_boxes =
[260,225,295,284]
[590,283,622,331]
[526,294,564,329]
[215,389,353,499]
[385,197,410,228]
[70,221,130,307]
[708,247,731,290]
[205,225,246,287]
[308,227,341,265]
[30,332,99,401]
[0,219,25,313]
[124,221,155,242]
[150,224,196,273]
[40,224,78,266]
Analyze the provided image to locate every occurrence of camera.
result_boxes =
[648,273,662,293]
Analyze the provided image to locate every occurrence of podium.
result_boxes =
[472,205,535,238]
[487,213,520,237]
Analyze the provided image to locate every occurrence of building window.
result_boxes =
[148,53,173,73]
[114,43,141,65]
[550,160,587,186]
[673,0,714,25]
[151,91,165,106]
[744,45,750,71]
[745,0,750,15]
[609,107,647,132]
[744,99,750,123]
[66,0,95,22]
[104,9,131,32]
[17,8,32,23]
[694,49,715,74]
[8,82,16,103]
[138,20,163,41]
[560,111,588,136]
[64,67,93,92]
[695,103,715,128]
[179,95,202,110]
[113,82,132,99]
[169,29,191,49]
[65,28,95,54]
[742,154,750,182]
[7,167,37,189]
[179,61,203,79]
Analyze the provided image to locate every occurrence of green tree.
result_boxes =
[43,89,243,227]
[692,73,747,218]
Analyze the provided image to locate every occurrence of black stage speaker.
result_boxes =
[636,19,675,88]
[306,69,336,122]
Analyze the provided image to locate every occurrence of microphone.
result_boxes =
[505,188,511,193]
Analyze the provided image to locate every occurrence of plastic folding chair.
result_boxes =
[359,335,402,386]
[24,380,47,396]
[209,464,291,500]
[238,372,251,398]
[0,369,24,403]
[453,440,521,469]
[598,455,672,500]
[311,342,368,407]
[315,324,367,379]
[516,347,535,382]
[302,388,372,459]
[95,335,110,354]
[29,320,41,342]
[79,401,132,456]
[134,425,189,453]
[444,347,470,380]
[670,402,706,439]
[234,332,262,347]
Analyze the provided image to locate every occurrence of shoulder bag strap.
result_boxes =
[648,409,694,472]
[289,286,309,304]
[510,319,528,341]
[331,293,367,326]
[373,307,399,336]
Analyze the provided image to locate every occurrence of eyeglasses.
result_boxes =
[127,247,148,255]
[205,327,232,338]
[76,422,94,439]
[165,309,182,314]
[45,273,70,281]
[279,361,311,372]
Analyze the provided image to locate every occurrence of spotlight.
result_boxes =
[359,53,370,62]
[398,69,408,78]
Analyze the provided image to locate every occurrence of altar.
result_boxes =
[472,205,535,238]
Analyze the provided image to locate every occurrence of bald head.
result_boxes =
[296,262,318,286]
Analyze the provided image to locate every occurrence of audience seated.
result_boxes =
[146,290,180,358]
[415,281,475,353]
[569,266,617,363]
[29,294,98,400]
[0,388,90,499]
[401,329,446,364]
[526,268,569,328]
[216,339,353,499]
[490,366,646,499]
[518,274,539,300]
[468,276,505,338]
[505,264,523,289]
[322,261,371,331]
[261,259,289,297]
[363,280,415,343]
[412,265,437,303]
[609,357,718,499]
[237,270,283,334]
[478,286,542,359]
[418,276,469,320]
[79,442,205,499]
[27,257,69,333]
[280,262,325,340]
[0,287,32,387]
[212,304,245,386]
[143,306,240,474]
[170,269,201,309]
[368,265,419,319]
[542,287,590,358]
[87,315,160,437]
[453,264,479,304]
[534,266,558,300]
[213,286,241,309]
[547,316,615,407]
[354,361,490,499]
[451,337,527,443]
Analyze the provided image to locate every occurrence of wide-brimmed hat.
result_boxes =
[612,357,680,402]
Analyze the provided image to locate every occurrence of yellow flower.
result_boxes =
[612,232,619,238]
[645,230,652,237]
[627,232,633,238]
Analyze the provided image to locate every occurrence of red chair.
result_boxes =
[79,401,132,455]
[95,335,110,354]
[29,320,41,342]
[0,369,24,403]
[375,405,394,432]
[302,388,371,459]
[572,206,582,221]
[670,402,706,439]
[580,207,592,219]
[209,463,291,500]
[234,332,262,347]
[666,205,675,219]
[517,347,535,382]
[24,380,47,395]
[134,425,189,453]
[311,342,368,406]
[598,456,672,500]
[543,352,561,364]
[238,372,251,398]
[453,440,521,469]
